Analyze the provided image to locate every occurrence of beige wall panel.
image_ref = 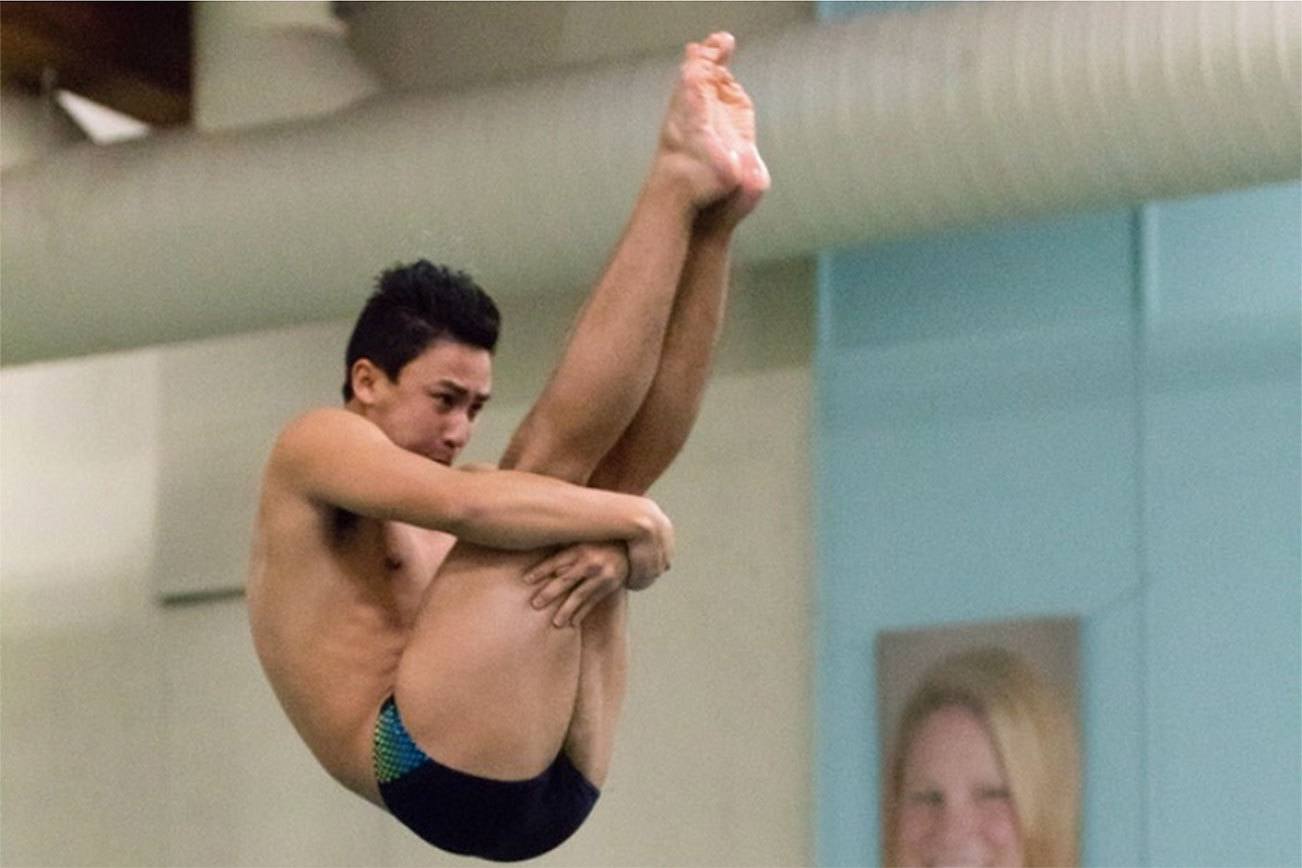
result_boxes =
[1,256,814,867]
[1,351,169,867]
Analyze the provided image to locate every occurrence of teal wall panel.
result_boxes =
[811,5,1299,865]
[1079,597,1147,866]
[816,183,1301,865]
[815,207,1144,865]
[1140,185,1301,867]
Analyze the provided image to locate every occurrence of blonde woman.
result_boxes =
[884,647,1080,867]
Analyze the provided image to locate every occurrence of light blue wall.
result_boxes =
[813,176,1300,865]
[1139,185,1301,865]
[812,3,1299,864]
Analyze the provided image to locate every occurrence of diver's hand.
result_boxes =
[624,499,674,588]
[524,542,631,628]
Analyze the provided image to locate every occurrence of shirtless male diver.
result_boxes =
[247,33,768,861]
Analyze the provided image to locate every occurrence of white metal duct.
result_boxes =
[192,1,381,133]
[2,1,1298,365]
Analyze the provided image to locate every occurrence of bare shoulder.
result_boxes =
[259,407,357,506]
[270,407,383,475]
[274,406,374,453]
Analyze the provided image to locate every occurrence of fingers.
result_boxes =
[523,550,575,585]
[525,543,632,627]
[625,569,660,592]
[552,576,603,628]
[567,589,610,628]
[530,563,589,609]
[534,568,618,628]
[625,532,666,586]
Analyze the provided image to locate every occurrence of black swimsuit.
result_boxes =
[373,696,600,862]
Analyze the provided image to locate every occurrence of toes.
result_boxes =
[703,31,736,63]
[687,32,736,67]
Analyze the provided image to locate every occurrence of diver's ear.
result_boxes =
[349,358,387,407]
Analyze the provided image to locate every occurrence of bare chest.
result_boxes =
[363,519,456,623]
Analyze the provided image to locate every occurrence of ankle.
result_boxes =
[645,151,730,213]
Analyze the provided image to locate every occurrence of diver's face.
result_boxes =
[359,339,492,465]
[894,705,1024,868]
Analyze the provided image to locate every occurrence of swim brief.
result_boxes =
[373,696,600,862]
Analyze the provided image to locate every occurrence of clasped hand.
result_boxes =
[523,540,665,628]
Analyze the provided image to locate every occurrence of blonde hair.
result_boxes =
[883,646,1080,867]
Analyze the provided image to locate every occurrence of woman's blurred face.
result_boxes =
[894,704,1025,867]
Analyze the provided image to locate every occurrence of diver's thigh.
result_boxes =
[565,588,630,788]
[393,544,582,780]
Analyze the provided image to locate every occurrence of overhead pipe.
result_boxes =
[192,1,381,132]
[2,1,1297,365]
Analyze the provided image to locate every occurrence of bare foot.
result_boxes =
[656,32,770,209]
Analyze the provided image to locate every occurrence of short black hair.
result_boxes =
[342,260,500,401]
